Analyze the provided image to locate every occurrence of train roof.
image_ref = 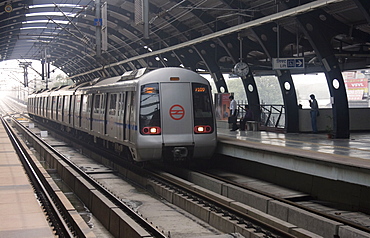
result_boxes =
[29,67,209,96]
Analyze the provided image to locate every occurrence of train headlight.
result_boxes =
[194,125,212,134]
[142,126,161,135]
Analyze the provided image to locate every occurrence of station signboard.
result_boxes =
[272,58,305,70]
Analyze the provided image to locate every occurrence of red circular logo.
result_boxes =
[169,104,185,120]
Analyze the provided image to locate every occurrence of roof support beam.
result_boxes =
[67,0,345,80]
[252,23,299,133]
[353,0,370,23]
[297,10,350,139]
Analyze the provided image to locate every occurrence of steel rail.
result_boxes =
[1,116,75,238]
[13,117,168,238]
[23,112,295,237]
[199,169,370,235]
[144,166,297,238]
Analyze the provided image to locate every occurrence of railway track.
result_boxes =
[1,116,85,237]
[3,97,370,237]
[12,114,288,237]
[3,98,294,237]
[8,118,169,237]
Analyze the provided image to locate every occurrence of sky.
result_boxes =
[0,59,67,92]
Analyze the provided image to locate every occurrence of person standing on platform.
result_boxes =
[309,94,319,133]
[229,95,238,131]
[239,105,254,131]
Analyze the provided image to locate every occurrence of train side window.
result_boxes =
[52,96,57,119]
[118,93,125,116]
[63,96,69,112]
[35,98,38,114]
[46,97,49,117]
[82,94,89,113]
[57,96,63,120]
[87,95,92,114]
[58,97,63,110]
[64,96,70,122]
[74,95,80,115]
[101,94,106,115]
[40,98,43,116]
[94,94,101,114]
[109,94,117,115]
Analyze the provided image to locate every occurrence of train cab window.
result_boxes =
[192,83,214,133]
[108,94,117,115]
[139,83,161,135]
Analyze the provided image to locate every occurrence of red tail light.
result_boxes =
[142,126,161,135]
[194,125,212,134]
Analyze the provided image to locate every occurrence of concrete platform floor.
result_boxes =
[217,125,370,162]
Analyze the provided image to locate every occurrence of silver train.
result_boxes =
[28,67,217,162]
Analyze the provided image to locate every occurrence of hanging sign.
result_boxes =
[94,18,102,26]
[272,57,305,70]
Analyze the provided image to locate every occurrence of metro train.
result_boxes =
[28,67,217,162]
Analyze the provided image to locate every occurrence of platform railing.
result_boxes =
[260,104,285,129]
[236,102,285,130]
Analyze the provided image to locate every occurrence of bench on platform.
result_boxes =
[246,121,259,131]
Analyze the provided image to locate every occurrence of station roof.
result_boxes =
[1,0,369,83]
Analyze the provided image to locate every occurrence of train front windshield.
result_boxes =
[139,83,161,135]
[192,83,214,134]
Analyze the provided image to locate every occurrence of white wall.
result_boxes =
[299,108,370,132]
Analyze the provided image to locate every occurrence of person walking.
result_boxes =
[229,95,238,131]
[309,94,319,133]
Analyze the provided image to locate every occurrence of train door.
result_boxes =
[68,95,73,124]
[71,95,75,126]
[117,92,126,141]
[45,97,48,118]
[160,82,193,145]
[51,96,56,120]
[62,95,69,123]
[81,94,90,130]
[35,97,39,115]
[124,91,135,141]
[41,98,44,117]
[92,93,105,134]
[106,93,118,137]
[101,94,106,134]
[74,94,82,128]
[57,96,63,122]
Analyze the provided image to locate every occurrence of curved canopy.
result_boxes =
[1,0,370,83]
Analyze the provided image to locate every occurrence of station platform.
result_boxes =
[216,123,370,190]
[0,121,54,237]
[217,125,370,161]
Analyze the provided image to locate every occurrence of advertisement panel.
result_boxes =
[344,78,368,101]
[214,93,232,121]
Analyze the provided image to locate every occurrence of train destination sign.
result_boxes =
[272,57,305,70]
